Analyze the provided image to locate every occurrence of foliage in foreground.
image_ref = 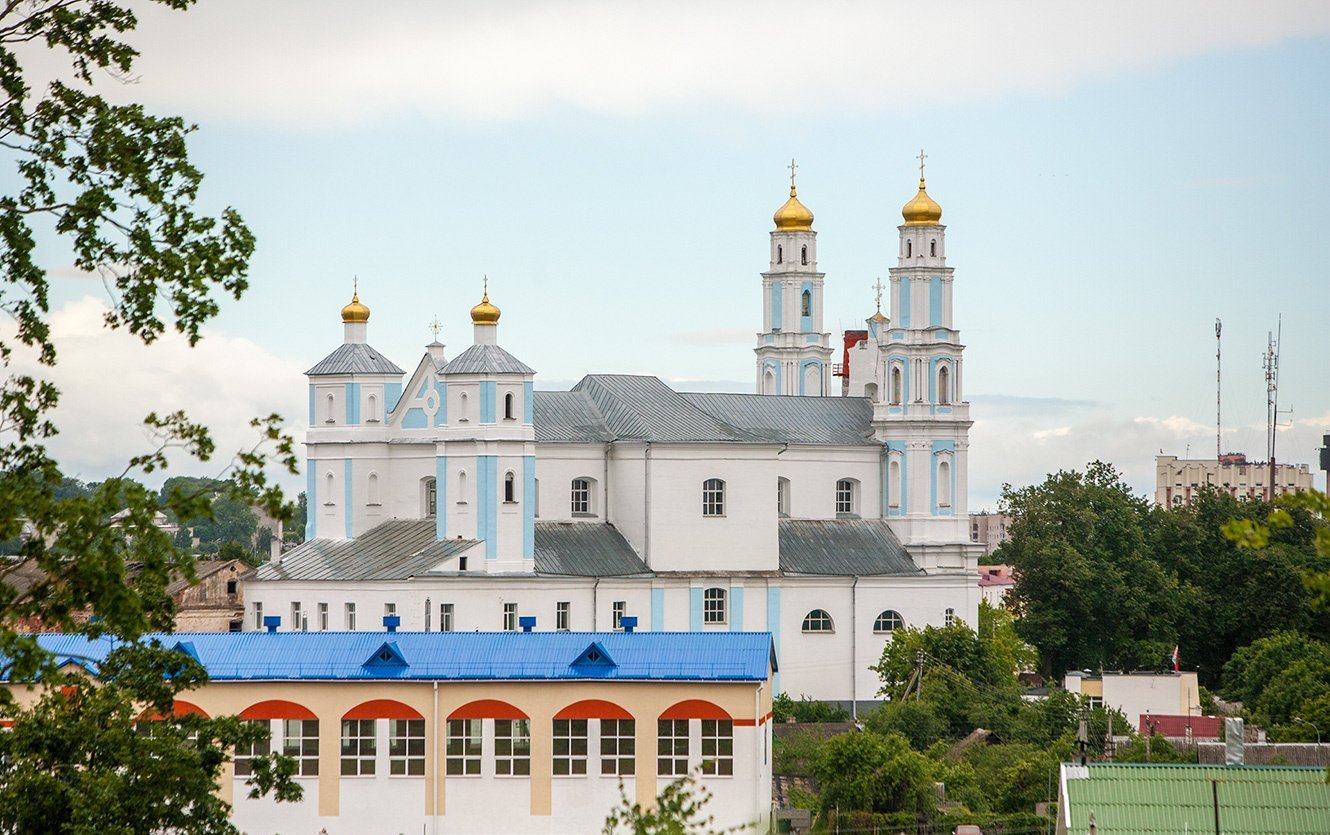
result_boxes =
[604,772,751,834]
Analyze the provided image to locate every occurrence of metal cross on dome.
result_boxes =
[788,158,798,187]
[917,148,927,179]
[874,276,885,312]
[428,316,442,341]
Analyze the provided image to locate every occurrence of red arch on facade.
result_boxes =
[239,699,317,720]
[554,699,633,720]
[448,699,527,720]
[343,699,424,720]
[659,699,731,720]
[139,700,210,721]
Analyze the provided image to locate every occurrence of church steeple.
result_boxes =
[754,160,833,397]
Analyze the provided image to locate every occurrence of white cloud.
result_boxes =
[51,0,1330,127]
[1,296,306,490]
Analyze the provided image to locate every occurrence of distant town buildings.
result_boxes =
[1063,670,1201,731]
[978,564,1015,606]
[969,511,1011,557]
[1155,453,1314,507]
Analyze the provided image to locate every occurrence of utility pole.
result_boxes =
[1215,318,1222,458]
[1264,321,1280,500]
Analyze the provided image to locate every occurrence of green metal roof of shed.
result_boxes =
[1061,763,1330,835]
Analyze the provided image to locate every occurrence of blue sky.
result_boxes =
[16,1,1330,508]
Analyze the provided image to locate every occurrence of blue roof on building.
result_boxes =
[19,631,776,682]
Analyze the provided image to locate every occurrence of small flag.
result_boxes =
[1171,646,1180,672]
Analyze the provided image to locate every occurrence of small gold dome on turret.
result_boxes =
[773,184,814,231]
[470,288,500,325]
[341,291,370,323]
[901,178,943,226]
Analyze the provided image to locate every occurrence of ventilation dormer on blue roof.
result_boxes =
[363,641,408,669]
[570,641,615,670]
[171,640,200,663]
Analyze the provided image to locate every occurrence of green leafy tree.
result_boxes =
[999,462,1181,676]
[0,0,298,829]
[1220,631,1330,708]
[603,771,749,834]
[812,731,936,816]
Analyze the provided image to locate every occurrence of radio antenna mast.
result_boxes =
[1263,316,1284,500]
[1215,318,1222,458]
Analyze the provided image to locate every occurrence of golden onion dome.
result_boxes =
[902,177,942,226]
[870,310,890,323]
[341,291,370,323]
[773,184,814,231]
[470,289,501,325]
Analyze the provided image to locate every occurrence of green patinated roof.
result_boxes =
[1062,763,1330,835]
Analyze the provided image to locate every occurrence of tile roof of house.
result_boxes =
[20,631,776,682]
[1060,763,1330,835]
[533,374,875,445]
[306,342,406,376]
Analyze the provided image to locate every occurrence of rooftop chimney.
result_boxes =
[620,616,638,633]
[262,615,281,633]
[519,616,536,633]
[384,615,400,633]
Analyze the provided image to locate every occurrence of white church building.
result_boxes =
[245,166,981,708]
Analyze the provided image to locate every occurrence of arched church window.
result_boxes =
[801,609,834,633]
[366,393,378,422]
[905,240,912,257]
[702,479,725,517]
[459,392,469,422]
[367,473,380,505]
[504,471,516,503]
[873,610,904,633]
[938,460,951,508]
[325,472,335,504]
[887,459,901,509]
[571,478,594,514]
[424,478,437,516]
[325,393,336,424]
[801,290,811,317]
[930,239,937,257]
[938,365,950,405]
[835,478,858,515]
[864,382,878,401]
[800,245,808,265]
[763,367,776,395]
[777,245,783,264]
[890,366,902,405]
[504,391,515,420]
[458,471,468,504]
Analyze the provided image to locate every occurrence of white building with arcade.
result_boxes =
[247,164,982,709]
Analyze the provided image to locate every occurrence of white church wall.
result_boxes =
[530,445,607,522]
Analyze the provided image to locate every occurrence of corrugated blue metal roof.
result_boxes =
[19,631,775,682]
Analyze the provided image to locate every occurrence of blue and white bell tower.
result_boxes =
[755,161,833,397]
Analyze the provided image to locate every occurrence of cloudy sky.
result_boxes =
[12,0,1330,508]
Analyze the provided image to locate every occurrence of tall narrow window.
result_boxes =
[556,601,571,631]
[368,473,380,504]
[905,240,912,257]
[367,393,379,422]
[389,719,426,776]
[938,365,950,405]
[553,719,588,776]
[291,601,303,631]
[930,239,937,256]
[340,718,376,776]
[325,472,335,504]
[938,460,952,508]
[425,478,437,516]
[325,393,336,423]
[702,479,725,517]
[495,719,531,776]
[458,471,468,504]
[345,602,357,631]
[800,245,808,265]
[703,588,727,624]
[504,391,515,420]
[612,601,626,630]
[446,719,482,776]
[658,719,689,777]
[459,391,469,422]
[801,289,811,316]
[945,607,955,627]
[776,244,783,264]
[503,602,518,631]
[424,598,432,632]
[318,602,329,631]
[253,601,263,630]
[891,365,903,404]
[571,478,592,514]
[504,471,516,502]
[835,479,857,515]
[234,720,271,776]
[283,719,320,776]
[888,459,902,509]
[777,477,790,517]
[601,719,636,775]
[440,603,454,632]
[701,719,734,776]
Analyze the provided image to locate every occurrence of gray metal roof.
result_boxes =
[254,519,476,581]
[778,519,923,576]
[531,374,876,445]
[306,342,405,376]
[440,344,535,375]
[533,522,651,577]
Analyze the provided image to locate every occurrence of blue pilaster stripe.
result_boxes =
[435,455,447,539]
[477,455,498,558]
[766,586,781,694]
[799,280,814,332]
[345,383,360,425]
[433,380,447,427]
[929,276,943,327]
[479,381,496,424]
[651,588,665,631]
[343,458,354,538]
[899,279,911,328]
[522,455,535,560]
[523,381,534,424]
[689,587,703,631]
[770,281,782,329]
[305,466,315,541]
[384,382,403,413]
[729,586,744,631]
